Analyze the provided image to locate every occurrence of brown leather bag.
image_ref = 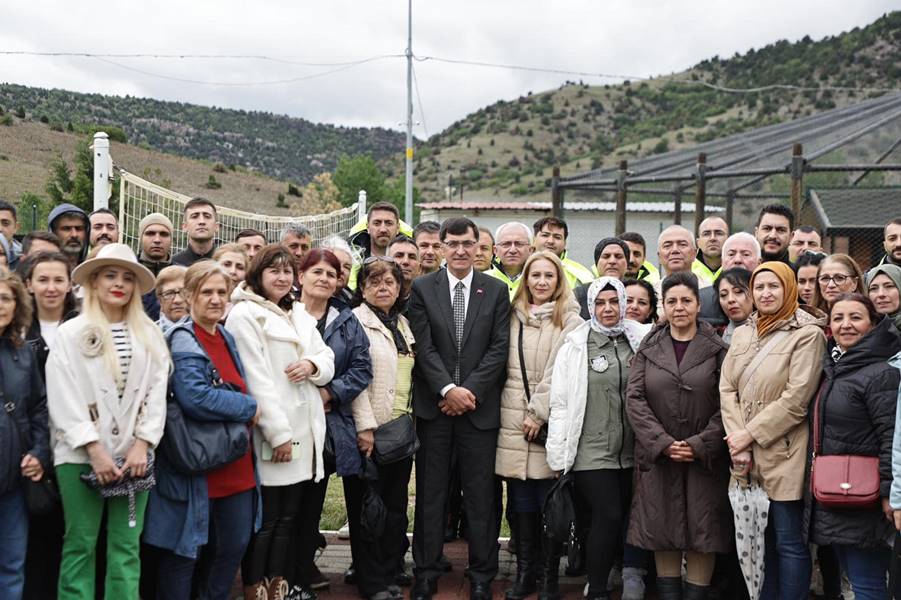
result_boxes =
[810,383,881,509]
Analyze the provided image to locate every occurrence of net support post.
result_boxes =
[551,166,562,218]
[615,160,628,236]
[92,132,112,210]
[694,153,707,236]
[672,184,683,225]
[790,143,804,224]
[357,190,367,223]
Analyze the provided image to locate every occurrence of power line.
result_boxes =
[412,62,429,138]
[0,50,399,67]
[89,55,401,87]
[414,54,901,95]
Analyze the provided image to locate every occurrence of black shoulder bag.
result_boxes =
[158,368,250,475]
[519,321,548,446]
[372,354,420,465]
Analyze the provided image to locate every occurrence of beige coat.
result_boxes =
[720,306,827,501]
[351,304,416,431]
[496,300,583,480]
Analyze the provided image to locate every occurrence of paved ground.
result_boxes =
[309,534,615,600]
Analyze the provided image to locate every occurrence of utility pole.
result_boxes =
[404,0,414,224]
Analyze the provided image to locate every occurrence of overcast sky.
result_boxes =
[0,1,896,136]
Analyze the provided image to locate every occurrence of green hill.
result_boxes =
[0,83,407,185]
[401,11,901,201]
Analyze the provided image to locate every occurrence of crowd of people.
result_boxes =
[1,194,901,600]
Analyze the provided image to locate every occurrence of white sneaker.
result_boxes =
[338,520,350,540]
[621,567,646,600]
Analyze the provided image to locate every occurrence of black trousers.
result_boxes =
[242,481,319,586]
[344,457,413,596]
[413,413,500,583]
[573,468,633,595]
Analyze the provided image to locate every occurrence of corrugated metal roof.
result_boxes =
[418,200,724,213]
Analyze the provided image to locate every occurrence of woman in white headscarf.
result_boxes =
[546,276,651,600]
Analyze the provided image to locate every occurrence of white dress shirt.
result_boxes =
[441,268,474,397]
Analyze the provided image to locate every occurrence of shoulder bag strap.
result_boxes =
[811,380,826,456]
[518,320,531,404]
[737,329,789,400]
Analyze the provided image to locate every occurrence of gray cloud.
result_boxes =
[0,0,895,134]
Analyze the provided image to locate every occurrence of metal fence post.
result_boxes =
[615,160,628,236]
[725,186,735,233]
[694,153,707,235]
[551,166,562,218]
[357,190,368,223]
[92,132,112,210]
[673,185,683,225]
[790,143,804,222]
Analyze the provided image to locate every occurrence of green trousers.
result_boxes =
[56,463,148,600]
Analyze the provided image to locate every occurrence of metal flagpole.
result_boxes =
[404,0,414,224]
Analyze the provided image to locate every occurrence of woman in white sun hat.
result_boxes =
[45,243,170,600]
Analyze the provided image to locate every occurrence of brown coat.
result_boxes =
[495,301,582,480]
[625,321,733,553]
[719,306,827,501]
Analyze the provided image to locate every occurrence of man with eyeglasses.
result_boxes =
[692,216,728,286]
[408,217,510,600]
[487,222,533,299]
[137,213,174,321]
[754,204,794,264]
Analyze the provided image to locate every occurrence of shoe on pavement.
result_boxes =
[621,567,646,600]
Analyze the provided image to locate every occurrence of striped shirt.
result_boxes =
[110,322,132,398]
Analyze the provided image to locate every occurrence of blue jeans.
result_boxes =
[760,500,811,600]
[157,489,255,600]
[0,487,28,600]
[833,545,889,600]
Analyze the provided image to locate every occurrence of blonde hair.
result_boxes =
[81,267,170,384]
[155,265,187,295]
[213,243,248,266]
[183,260,233,303]
[511,251,572,328]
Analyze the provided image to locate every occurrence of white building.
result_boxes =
[418,200,723,269]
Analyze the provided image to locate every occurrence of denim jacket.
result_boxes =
[0,339,50,475]
[143,318,261,559]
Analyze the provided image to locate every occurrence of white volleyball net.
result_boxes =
[117,169,363,253]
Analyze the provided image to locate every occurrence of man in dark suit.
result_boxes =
[408,217,510,600]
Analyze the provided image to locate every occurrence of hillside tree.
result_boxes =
[333,154,386,207]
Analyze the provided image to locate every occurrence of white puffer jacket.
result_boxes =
[545,319,650,473]
[225,283,335,486]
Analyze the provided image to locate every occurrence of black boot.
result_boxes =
[537,537,561,600]
[504,512,540,600]
[656,577,683,600]
[683,582,709,600]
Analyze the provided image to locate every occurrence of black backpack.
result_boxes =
[542,472,576,544]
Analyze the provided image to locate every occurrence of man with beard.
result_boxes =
[350,202,401,260]
[137,213,174,321]
[172,197,219,266]
[880,218,901,267]
[88,208,120,248]
[48,203,89,267]
[414,221,444,275]
[692,216,728,286]
[753,204,794,264]
[389,234,422,311]
[618,232,660,284]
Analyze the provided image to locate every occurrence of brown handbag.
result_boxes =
[810,382,881,509]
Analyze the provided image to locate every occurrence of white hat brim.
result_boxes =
[71,257,157,296]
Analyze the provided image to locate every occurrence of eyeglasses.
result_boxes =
[496,241,530,250]
[158,288,184,300]
[818,274,855,286]
[443,240,476,250]
[363,255,395,265]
